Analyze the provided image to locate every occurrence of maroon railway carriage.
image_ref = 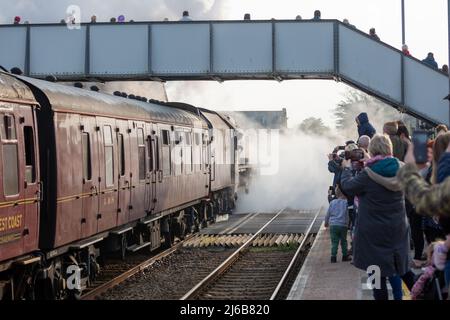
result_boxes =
[200,109,238,214]
[0,72,238,299]
[0,72,41,276]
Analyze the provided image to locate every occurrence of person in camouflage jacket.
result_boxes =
[397,136,450,217]
[397,162,450,217]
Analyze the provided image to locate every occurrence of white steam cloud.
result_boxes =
[232,91,414,213]
[235,130,334,213]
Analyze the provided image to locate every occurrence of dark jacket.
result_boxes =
[383,122,407,160]
[370,34,380,41]
[437,152,450,183]
[328,160,342,187]
[340,158,410,277]
[391,135,407,161]
[356,113,376,138]
[397,153,450,217]
[422,56,438,69]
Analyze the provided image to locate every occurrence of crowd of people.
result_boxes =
[326,113,450,300]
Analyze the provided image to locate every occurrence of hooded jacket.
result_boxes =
[422,56,438,69]
[340,157,410,277]
[356,113,376,138]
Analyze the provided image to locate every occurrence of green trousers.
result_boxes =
[330,225,348,257]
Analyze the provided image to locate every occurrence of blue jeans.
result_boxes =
[388,275,403,300]
[445,260,450,288]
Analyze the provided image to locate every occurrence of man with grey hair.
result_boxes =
[357,135,371,153]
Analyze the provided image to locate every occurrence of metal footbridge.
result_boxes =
[0,19,448,125]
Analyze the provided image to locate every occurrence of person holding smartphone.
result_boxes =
[398,132,450,293]
[398,132,450,217]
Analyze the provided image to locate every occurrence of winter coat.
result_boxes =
[356,112,376,138]
[390,135,407,161]
[340,158,410,277]
[437,153,450,183]
[383,123,407,161]
[397,153,450,217]
[328,160,342,187]
[422,56,438,69]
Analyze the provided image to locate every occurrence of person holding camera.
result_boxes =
[328,141,363,190]
[328,151,343,189]
[340,134,412,300]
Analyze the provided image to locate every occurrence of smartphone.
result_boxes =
[412,130,429,164]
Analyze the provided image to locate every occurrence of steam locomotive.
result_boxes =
[0,71,238,299]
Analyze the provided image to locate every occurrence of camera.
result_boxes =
[331,146,346,164]
[332,145,346,154]
[344,149,365,161]
[346,148,365,172]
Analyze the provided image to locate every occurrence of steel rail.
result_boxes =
[180,208,287,300]
[269,207,323,300]
[81,235,194,300]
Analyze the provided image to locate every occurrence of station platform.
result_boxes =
[288,224,372,300]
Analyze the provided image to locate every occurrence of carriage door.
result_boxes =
[144,123,153,215]
[116,120,130,226]
[80,116,99,238]
[19,105,40,252]
[148,124,158,214]
[96,119,119,232]
[210,131,215,181]
[0,110,25,256]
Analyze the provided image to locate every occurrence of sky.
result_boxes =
[1,0,449,128]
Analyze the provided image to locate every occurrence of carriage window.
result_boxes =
[82,133,92,181]
[2,114,19,195]
[137,128,145,145]
[24,126,36,183]
[161,130,171,176]
[162,130,170,145]
[175,131,183,144]
[155,136,160,171]
[104,125,112,145]
[3,144,19,196]
[185,132,191,145]
[103,125,114,187]
[202,133,208,167]
[0,114,16,140]
[194,133,201,146]
[137,128,146,180]
[118,134,125,176]
[148,137,154,172]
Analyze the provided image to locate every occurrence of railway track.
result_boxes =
[181,207,322,300]
[84,208,322,300]
[81,236,192,300]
